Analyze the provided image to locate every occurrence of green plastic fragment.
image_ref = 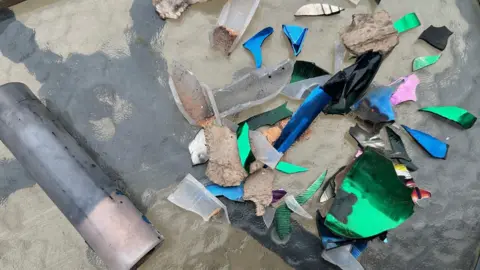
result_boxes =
[413,54,441,71]
[276,161,308,174]
[236,123,255,172]
[420,106,477,129]
[394,12,421,33]
[325,148,414,239]
[290,61,329,83]
[241,102,293,130]
[274,171,327,239]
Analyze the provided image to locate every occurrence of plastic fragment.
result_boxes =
[393,12,421,33]
[290,61,329,83]
[212,0,260,54]
[206,183,244,201]
[419,25,453,51]
[263,206,276,228]
[325,148,414,238]
[419,106,477,129]
[402,125,449,159]
[348,0,360,6]
[274,86,332,153]
[242,102,292,130]
[282,75,332,100]
[276,161,308,174]
[349,124,385,150]
[168,174,230,224]
[282,25,308,57]
[243,169,275,216]
[386,126,418,171]
[334,40,346,73]
[189,129,209,165]
[237,123,254,171]
[285,195,313,219]
[351,86,395,123]
[272,189,287,204]
[323,51,383,115]
[153,0,208,20]
[341,10,399,56]
[249,130,283,169]
[412,54,441,71]
[243,27,274,68]
[294,4,345,16]
[321,245,365,270]
[390,74,420,105]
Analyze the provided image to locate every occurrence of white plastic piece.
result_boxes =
[263,206,276,228]
[348,0,361,6]
[249,130,283,168]
[321,245,364,270]
[168,174,230,224]
[295,4,345,16]
[189,129,208,165]
[285,195,313,219]
[281,75,331,100]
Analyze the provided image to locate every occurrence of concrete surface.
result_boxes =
[0,0,479,269]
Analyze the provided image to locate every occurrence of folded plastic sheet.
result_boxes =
[413,54,441,71]
[393,12,421,33]
[323,51,383,115]
[242,102,292,130]
[285,195,313,219]
[419,106,477,129]
[325,148,415,239]
[281,75,332,100]
[351,86,395,123]
[402,125,449,159]
[290,61,330,83]
[419,25,453,51]
[243,27,274,68]
[274,86,332,153]
[276,161,308,174]
[249,130,283,168]
[263,206,276,228]
[206,183,244,201]
[321,245,365,270]
[282,25,308,57]
[294,4,345,16]
[386,126,418,171]
[390,74,420,105]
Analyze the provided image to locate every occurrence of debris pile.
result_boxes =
[162,1,476,269]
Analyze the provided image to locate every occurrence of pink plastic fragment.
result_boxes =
[390,74,420,106]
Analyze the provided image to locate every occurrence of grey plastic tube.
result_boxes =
[0,83,162,270]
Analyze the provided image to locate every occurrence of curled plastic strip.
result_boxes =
[243,27,274,68]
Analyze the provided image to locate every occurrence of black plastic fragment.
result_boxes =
[418,25,453,51]
[386,126,419,171]
[290,61,329,83]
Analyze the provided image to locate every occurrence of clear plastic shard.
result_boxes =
[321,245,365,270]
[285,195,313,219]
[295,4,345,16]
[249,130,283,169]
[282,75,331,100]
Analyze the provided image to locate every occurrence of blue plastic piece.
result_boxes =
[282,24,308,57]
[206,183,244,201]
[351,86,395,123]
[274,86,332,153]
[243,27,274,68]
[402,125,449,159]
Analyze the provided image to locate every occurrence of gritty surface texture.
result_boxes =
[243,168,274,216]
[0,0,479,269]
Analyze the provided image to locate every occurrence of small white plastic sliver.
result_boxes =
[321,245,364,270]
[285,195,313,219]
[168,174,230,224]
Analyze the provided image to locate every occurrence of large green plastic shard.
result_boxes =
[275,171,327,239]
[393,12,421,33]
[242,102,293,130]
[237,123,255,172]
[413,54,441,71]
[276,161,308,174]
[419,106,477,129]
[325,148,414,239]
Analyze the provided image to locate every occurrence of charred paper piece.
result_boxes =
[419,25,453,51]
[244,168,275,216]
[282,25,308,57]
[341,11,399,56]
[274,86,332,153]
[325,148,414,238]
[291,61,330,83]
[393,12,421,33]
[351,86,395,123]
[390,74,420,105]
[419,106,477,129]
[272,189,287,204]
[189,129,209,165]
[323,51,383,115]
[206,183,244,201]
[321,245,365,270]
[285,195,313,219]
[168,174,230,223]
[212,0,260,54]
[153,0,209,20]
[242,102,292,130]
[349,124,385,150]
[276,161,308,174]
[237,123,255,171]
[249,130,283,169]
[243,27,274,68]
[402,125,449,159]
[282,75,332,100]
[413,54,441,71]
[386,127,418,171]
[294,4,345,17]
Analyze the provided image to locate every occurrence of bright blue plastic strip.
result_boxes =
[282,24,308,56]
[243,27,274,68]
[402,125,449,159]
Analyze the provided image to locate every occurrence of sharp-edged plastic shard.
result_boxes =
[321,245,365,270]
[168,174,230,224]
[214,59,294,118]
[212,0,260,54]
[351,86,395,123]
[189,129,209,165]
[272,189,287,204]
[169,62,213,126]
[390,74,420,105]
[153,0,209,20]
[276,161,308,174]
[274,86,332,153]
[348,0,360,6]
[325,148,414,238]
[290,61,329,83]
[242,102,293,130]
[393,12,421,33]
[402,125,449,159]
[249,130,283,169]
[349,124,385,150]
[413,55,441,71]
[282,75,332,100]
[419,106,477,129]
[419,25,453,51]
[282,25,308,57]
[285,195,313,219]
[386,126,418,171]
[263,206,276,228]
[206,183,244,201]
[243,27,274,68]
[237,123,254,171]
[294,4,345,16]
